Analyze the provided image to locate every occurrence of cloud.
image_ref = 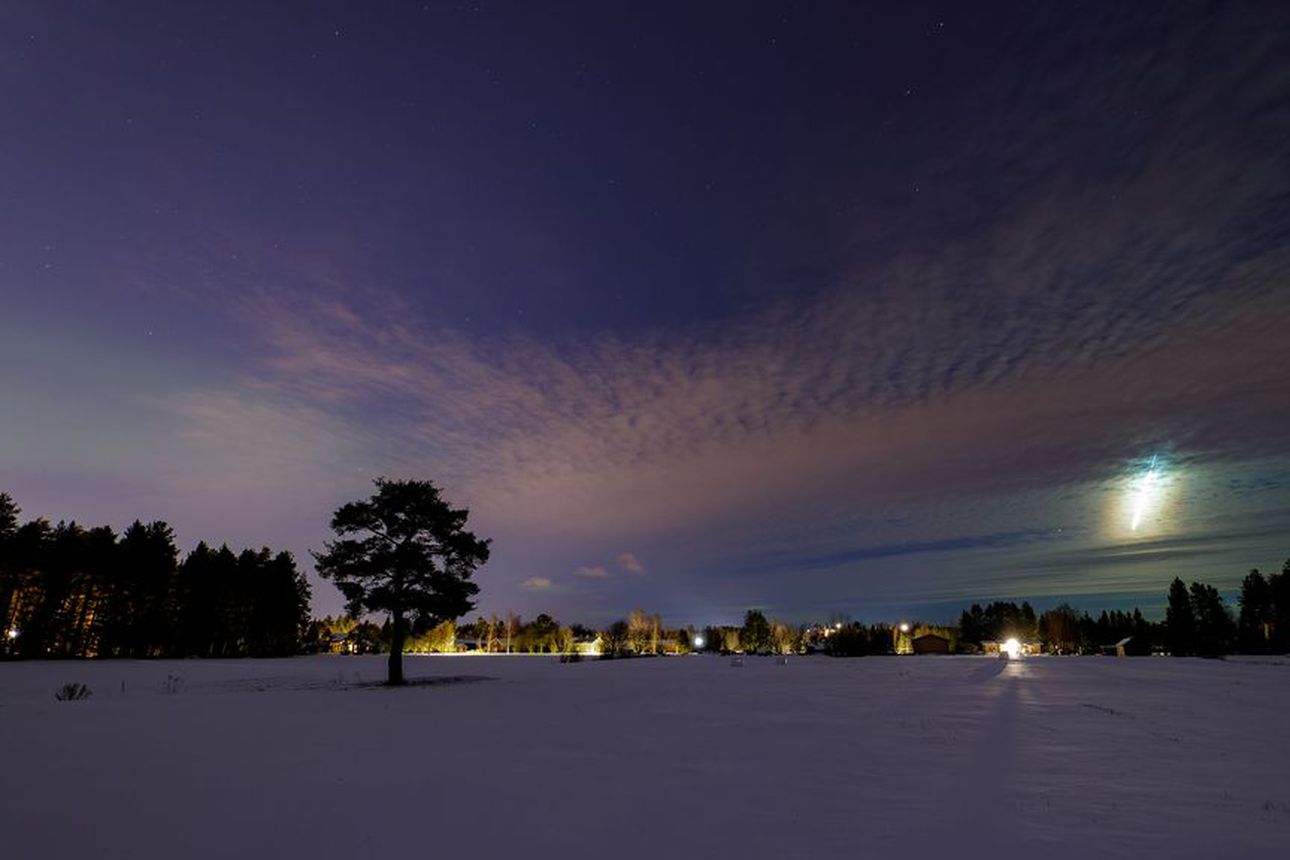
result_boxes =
[161,189,1289,618]
[220,279,1288,549]
[204,60,1290,542]
[618,553,645,574]
[521,576,551,590]
[130,4,1290,619]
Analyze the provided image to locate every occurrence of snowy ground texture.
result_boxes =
[3,654,1289,859]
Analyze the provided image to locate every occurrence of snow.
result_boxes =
[2,654,1288,858]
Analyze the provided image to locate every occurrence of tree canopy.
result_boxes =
[0,492,309,659]
[314,478,490,684]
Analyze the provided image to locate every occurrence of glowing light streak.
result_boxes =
[1130,455,1160,532]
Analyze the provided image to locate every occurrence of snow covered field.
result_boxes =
[2,654,1288,859]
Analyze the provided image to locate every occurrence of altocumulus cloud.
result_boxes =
[146,7,1290,619]
[574,566,611,579]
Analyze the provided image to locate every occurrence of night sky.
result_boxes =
[2,1,1288,625]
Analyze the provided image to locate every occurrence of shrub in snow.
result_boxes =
[54,682,92,701]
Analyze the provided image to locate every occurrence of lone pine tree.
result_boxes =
[314,478,490,685]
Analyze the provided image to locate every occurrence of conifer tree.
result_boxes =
[1238,569,1273,653]
[1189,581,1234,657]
[314,478,489,685]
[1165,577,1195,656]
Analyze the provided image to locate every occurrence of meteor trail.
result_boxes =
[1130,455,1160,532]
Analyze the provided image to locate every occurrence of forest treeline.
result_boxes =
[304,612,598,655]
[304,608,803,657]
[5,490,1288,661]
[311,571,1290,660]
[0,493,310,659]
[941,566,1290,657]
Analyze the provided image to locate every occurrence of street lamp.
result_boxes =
[5,628,17,640]
[896,622,911,654]
[693,634,705,650]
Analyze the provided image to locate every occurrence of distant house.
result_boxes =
[912,633,950,655]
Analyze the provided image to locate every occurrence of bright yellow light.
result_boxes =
[1002,637,1021,659]
[898,622,910,633]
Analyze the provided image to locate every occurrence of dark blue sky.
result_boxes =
[2,1,1288,624]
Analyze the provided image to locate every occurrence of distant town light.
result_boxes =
[1003,637,1022,659]
[693,635,705,649]
[898,622,910,633]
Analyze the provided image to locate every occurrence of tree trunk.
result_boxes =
[388,612,406,685]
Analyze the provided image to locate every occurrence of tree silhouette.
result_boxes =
[1038,604,1081,653]
[0,494,24,654]
[1273,560,1290,652]
[957,601,1037,645]
[600,619,629,656]
[741,610,770,654]
[1165,577,1195,656]
[314,478,489,685]
[1,491,309,660]
[0,493,17,539]
[1238,569,1274,653]
[1189,581,1234,657]
[527,613,559,653]
[958,604,985,645]
[107,521,179,657]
